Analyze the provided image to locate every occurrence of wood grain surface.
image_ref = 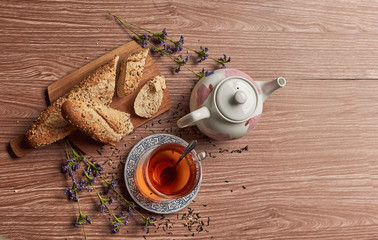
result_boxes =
[1,0,378,239]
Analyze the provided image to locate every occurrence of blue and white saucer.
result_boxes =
[124,134,201,214]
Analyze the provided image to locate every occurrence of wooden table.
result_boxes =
[1,1,378,239]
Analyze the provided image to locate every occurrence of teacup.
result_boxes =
[135,138,206,201]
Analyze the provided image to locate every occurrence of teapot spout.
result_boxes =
[257,77,286,102]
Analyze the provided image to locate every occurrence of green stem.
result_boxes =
[109,12,153,35]
[74,192,87,240]
[89,181,121,223]
[82,166,93,181]
[64,141,70,159]
[65,139,83,159]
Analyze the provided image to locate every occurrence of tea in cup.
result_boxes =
[135,140,205,201]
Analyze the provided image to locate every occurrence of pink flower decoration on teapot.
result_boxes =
[196,84,213,108]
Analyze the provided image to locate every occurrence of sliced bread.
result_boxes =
[116,49,149,97]
[61,99,134,146]
[134,75,166,118]
[25,56,119,148]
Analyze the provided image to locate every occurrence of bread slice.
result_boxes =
[66,56,119,106]
[25,56,119,148]
[134,75,166,118]
[61,99,133,146]
[116,49,149,97]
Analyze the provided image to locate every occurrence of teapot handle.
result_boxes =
[177,106,211,128]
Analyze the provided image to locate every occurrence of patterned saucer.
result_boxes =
[124,134,201,214]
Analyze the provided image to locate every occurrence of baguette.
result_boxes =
[61,99,133,146]
[116,49,149,97]
[25,56,119,148]
[134,75,166,118]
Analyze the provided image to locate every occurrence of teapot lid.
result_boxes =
[214,76,257,122]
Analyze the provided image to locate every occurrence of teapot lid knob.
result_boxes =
[234,90,247,104]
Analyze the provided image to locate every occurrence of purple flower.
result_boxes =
[99,204,106,213]
[118,211,126,218]
[86,216,92,224]
[206,71,214,77]
[171,35,184,53]
[218,54,231,68]
[196,46,209,62]
[78,179,88,191]
[105,179,117,194]
[64,188,77,201]
[128,206,134,216]
[117,212,129,225]
[163,44,172,54]
[183,55,189,64]
[178,35,184,45]
[61,165,70,173]
[85,167,92,176]
[153,28,167,45]
[94,162,104,174]
[198,68,209,78]
[74,214,92,227]
[71,162,81,171]
[174,45,183,53]
[112,222,121,233]
[68,171,78,187]
[89,176,97,184]
[133,34,152,48]
[143,216,156,230]
[174,55,189,73]
[162,28,167,39]
[110,179,117,190]
[64,188,72,196]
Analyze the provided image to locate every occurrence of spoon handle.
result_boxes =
[175,140,198,166]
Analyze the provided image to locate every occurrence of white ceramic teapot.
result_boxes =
[177,68,286,140]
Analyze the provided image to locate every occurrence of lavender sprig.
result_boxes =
[63,141,89,239]
[63,140,156,236]
[110,14,200,78]
[89,163,156,230]
[108,12,231,77]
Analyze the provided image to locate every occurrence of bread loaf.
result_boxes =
[61,99,133,146]
[116,49,149,97]
[25,56,119,148]
[134,75,166,118]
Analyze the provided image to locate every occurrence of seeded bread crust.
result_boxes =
[116,49,149,97]
[61,99,134,146]
[25,56,119,148]
[134,75,166,118]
